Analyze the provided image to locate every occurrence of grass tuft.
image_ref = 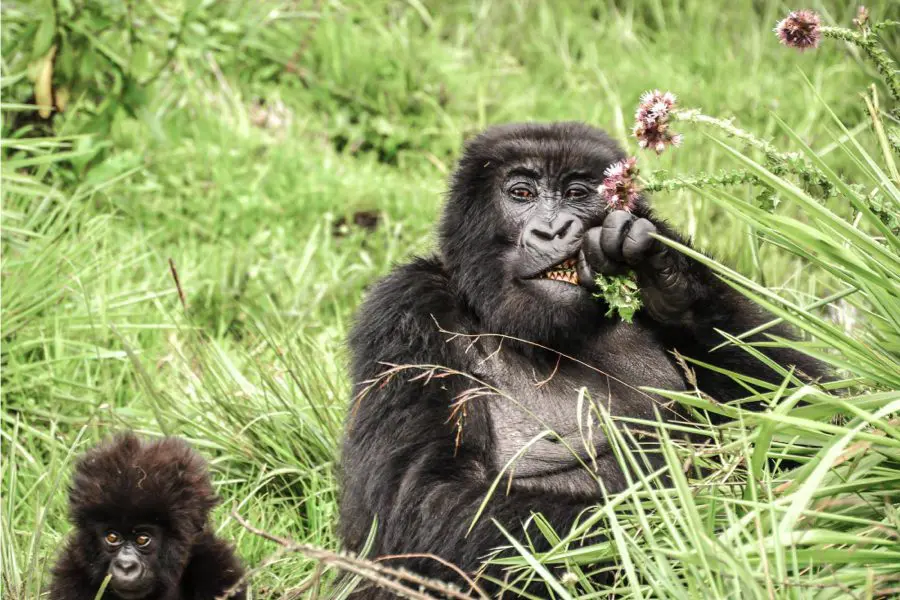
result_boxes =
[2,0,899,597]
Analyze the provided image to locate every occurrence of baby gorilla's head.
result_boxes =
[65,433,220,598]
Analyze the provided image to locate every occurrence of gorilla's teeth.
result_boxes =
[540,269,579,285]
[538,256,579,282]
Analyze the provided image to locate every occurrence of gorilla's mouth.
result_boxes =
[110,584,152,600]
[536,257,580,285]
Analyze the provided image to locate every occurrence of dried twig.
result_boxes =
[226,511,483,600]
[284,0,326,82]
[376,554,491,600]
[534,354,562,388]
[168,258,187,311]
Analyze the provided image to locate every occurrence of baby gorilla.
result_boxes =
[49,433,245,600]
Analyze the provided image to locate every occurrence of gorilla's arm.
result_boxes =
[583,209,826,399]
[181,531,246,600]
[341,259,598,594]
[48,542,100,600]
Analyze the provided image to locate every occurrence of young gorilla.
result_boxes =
[339,122,823,597]
[50,433,246,600]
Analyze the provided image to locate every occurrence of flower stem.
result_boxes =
[642,169,760,193]
[671,109,833,198]
[871,20,900,34]
[821,26,900,105]
[673,110,779,157]
[887,128,900,158]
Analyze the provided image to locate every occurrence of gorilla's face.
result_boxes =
[439,122,631,345]
[98,524,165,599]
[74,519,173,600]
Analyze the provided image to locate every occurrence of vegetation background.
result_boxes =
[2,0,899,598]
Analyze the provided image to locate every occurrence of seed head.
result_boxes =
[774,10,822,51]
[600,156,641,212]
[633,90,683,154]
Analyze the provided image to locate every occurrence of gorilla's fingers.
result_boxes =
[655,263,684,293]
[600,211,633,262]
[636,245,697,322]
[582,228,626,278]
[622,218,657,266]
[576,250,598,290]
[645,242,692,294]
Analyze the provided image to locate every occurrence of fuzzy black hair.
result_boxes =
[339,122,827,598]
[68,432,219,541]
[49,432,245,600]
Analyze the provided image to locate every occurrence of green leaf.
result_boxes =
[78,50,97,82]
[32,8,57,60]
[593,272,643,322]
[129,45,151,78]
[55,35,76,81]
[492,520,575,600]
[57,0,74,16]
[82,151,141,189]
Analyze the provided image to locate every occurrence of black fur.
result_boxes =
[338,122,823,597]
[49,433,246,600]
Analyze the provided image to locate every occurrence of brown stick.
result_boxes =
[224,511,486,600]
[376,553,491,600]
[167,258,187,311]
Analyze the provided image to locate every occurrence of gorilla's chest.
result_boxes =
[464,323,687,495]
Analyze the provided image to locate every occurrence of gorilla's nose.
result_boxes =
[523,214,584,257]
[111,554,141,580]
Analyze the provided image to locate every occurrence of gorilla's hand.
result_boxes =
[578,210,696,324]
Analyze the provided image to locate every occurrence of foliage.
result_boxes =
[593,273,643,323]
[2,0,899,598]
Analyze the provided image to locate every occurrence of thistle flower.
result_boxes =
[600,156,641,212]
[774,10,822,51]
[853,6,869,31]
[633,90,683,154]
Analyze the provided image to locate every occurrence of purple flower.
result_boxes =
[774,10,822,51]
[600,157,641,212]
[633,90,683,154]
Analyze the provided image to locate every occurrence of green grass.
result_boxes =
[2,0,899,598]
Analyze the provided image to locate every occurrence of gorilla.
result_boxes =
[49,432,246,600]
[339,122,821,597]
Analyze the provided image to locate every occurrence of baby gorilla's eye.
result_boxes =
[135,534,151,547]
[104,532,121,545]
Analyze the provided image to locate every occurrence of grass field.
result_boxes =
[3,1,900,598]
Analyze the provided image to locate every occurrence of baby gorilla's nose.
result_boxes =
[111,552,142,580]
[523,213,584,260]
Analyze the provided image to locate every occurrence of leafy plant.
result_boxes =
[593,273,643,323]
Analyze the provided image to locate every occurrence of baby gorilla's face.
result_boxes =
[97,524,163,598]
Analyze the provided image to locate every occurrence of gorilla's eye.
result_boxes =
[135,534,151,547]
[509,185,534,200]
[565,185,590,199]
[104,531,121,545]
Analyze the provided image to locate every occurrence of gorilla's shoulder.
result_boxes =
[349,255,461,369]
[363,255,454,315]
